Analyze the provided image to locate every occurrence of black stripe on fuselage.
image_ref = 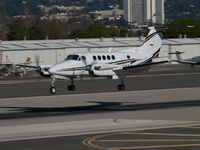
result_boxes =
[142,32,157,45]
[140,48,161,65]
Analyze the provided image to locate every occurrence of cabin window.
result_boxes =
[93,56,97,60]
[98,56,101,60]
[65,55,80,61]
[102,55,106,60]
[107,55,111,60]
[127,55,130,59]
[111,55,115,60]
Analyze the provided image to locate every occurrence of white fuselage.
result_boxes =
[49,50,152,78]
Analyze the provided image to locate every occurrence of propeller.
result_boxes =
[34,54,51,77]
[81,56,95,75]
[35,54,41,72]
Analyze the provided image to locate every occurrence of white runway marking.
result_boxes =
[0,119,198,142]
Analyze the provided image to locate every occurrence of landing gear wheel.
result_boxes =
[68,85,76,91]
[117,84,126,91]
[50,87,56,94]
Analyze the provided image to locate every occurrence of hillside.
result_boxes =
[0,0,200,20]
[165,0,200,21]
[1,0,123,16]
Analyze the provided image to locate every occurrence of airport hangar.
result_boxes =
[0,37,200,65]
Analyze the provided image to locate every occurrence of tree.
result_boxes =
[87,24,110,38]
[0,8,12,40]
[45,22,65,39]
[7,21,29,40]
[106,27,120,37]
[69,24,120,38]
[28,23,45,40]
[165,18,200,38]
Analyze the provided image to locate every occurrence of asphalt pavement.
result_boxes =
[0,64,200,150]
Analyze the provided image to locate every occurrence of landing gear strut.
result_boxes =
[117,78,126,91]
[50,77,56,94]
[68,79,76,91]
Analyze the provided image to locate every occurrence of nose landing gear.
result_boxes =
[68,79,76,91]
[50,86,56,94]
[50,76,56,94]
[50,77,76,94]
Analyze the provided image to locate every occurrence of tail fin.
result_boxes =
[140,27,163,56]
[169,51,184,62]
[25,57,31,64]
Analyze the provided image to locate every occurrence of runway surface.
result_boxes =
[0,65,200,150]
[1,126,200,150]
[0,65,200,98]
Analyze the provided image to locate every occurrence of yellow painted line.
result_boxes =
[82,133,120,150]
[82,137,105,150]
[123,132,200,137]
[106,144,200,150]
[82,131,200,150]
[98,139,200,142]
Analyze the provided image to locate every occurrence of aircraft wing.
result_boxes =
[16,64,41,70]
[113,60,169,77]
[173,60,197,65]
[124,60,169,70]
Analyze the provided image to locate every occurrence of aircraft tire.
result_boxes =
[68,85,76,91]
[50,86,56,94]
[117,84,126,91]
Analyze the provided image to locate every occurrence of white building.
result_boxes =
[0,37,200,65]
[123,0,165,24]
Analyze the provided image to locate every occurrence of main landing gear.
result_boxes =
[117,78,126,91]
[67,79,76,91]
[50,77,76,94]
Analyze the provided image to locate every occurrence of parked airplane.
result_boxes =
[17,55,52,77]
[170,51,200,67]
[0,57,31,77]
[46,27,168,94]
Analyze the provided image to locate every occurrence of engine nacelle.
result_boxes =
[91,64,119,77]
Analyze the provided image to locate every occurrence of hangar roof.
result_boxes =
[0,37,200,51]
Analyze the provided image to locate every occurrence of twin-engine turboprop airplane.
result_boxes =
[48,27,168,94]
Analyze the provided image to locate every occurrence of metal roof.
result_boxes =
[0,37,200,51]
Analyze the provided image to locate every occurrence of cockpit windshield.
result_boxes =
[65,55,80,61]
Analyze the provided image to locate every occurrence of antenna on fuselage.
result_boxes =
[108,47,112,52]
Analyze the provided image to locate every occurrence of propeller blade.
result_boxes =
[35,54,40,66]
[81,55,96,75]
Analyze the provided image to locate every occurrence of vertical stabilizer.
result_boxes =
[175,51,183,62]
[140,27,163,56]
